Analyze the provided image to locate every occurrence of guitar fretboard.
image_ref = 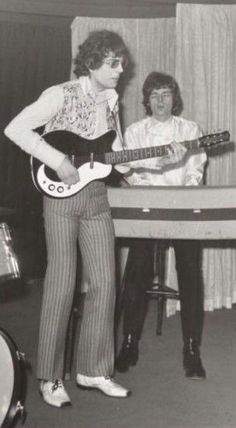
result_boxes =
[104,139,200,165]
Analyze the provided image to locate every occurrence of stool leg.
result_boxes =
[156,296,165,335]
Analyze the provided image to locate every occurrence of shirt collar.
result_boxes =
[79,75,118,111]
[147,115,174,133]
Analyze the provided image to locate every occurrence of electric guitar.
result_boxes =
[30,129,230,199]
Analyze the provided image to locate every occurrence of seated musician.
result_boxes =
[116,71,207,379]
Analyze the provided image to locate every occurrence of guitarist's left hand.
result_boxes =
[56,157,80,185]
[157,141,187,168]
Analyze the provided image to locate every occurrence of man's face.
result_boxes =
[149,87,173,122]
[90,52,126,91]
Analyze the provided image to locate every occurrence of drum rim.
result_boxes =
[0,328,26,428]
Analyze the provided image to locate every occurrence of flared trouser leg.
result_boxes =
[76,211,116,376]
[37,203,79,380]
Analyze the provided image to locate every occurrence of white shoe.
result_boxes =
[76,374,131,398]
[39,379,71,407]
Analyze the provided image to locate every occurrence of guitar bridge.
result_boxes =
[70,154,75,166]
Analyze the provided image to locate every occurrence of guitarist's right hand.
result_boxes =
[56,157,80,185]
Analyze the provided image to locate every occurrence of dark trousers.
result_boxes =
[122,239,204,345]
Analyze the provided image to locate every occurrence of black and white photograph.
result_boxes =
[0,1,236,427]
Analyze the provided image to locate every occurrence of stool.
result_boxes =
[146,241,180,335]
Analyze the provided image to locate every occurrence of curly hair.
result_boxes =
[142,72,183,116]
[73,30,129,77]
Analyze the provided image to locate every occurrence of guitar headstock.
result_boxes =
[199,130,230,148]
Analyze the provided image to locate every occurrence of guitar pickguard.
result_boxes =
[37,162,112,198]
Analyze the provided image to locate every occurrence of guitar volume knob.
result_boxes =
[48,184,55,191]
[57,186,64,193]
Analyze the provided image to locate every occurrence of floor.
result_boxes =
[0,277,236,428]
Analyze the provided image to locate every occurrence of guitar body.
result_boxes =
[31,130,116,198]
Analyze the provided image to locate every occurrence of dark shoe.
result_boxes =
[183,339,206,380]
[116,335,139,373]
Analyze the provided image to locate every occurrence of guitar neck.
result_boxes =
[104,138,200,165]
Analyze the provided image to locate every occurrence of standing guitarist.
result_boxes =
[116,72,207,379]
[4,29,135,408]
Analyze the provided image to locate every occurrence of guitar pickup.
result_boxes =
[90,153,94,169]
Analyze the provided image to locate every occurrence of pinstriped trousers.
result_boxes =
[36,182,116,381]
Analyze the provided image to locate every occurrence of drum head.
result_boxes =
[0,329,26,427]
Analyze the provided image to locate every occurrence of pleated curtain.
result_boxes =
[71,8,236,312]
[175,4,236,310]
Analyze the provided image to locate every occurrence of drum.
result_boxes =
[0,329,26,427]
[0,223,20,283]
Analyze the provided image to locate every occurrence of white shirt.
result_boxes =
[121,116,207,186]
[4,76,119,171]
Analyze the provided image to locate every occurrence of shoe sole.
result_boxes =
[185,374,206,380]
[76,383,131,398]
[39,391,72,408]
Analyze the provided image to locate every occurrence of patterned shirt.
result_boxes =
[4,76,121,171]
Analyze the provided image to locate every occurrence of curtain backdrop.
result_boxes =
[71,16,176,131]
[175,4,236,310]
[71,13,236,313]
[0,14,71,211]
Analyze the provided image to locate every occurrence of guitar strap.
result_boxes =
[111,110,125,149]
